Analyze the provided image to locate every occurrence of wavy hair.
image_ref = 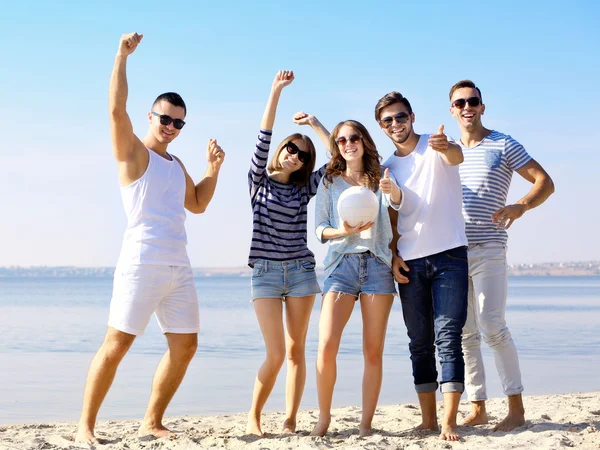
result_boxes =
[267,133,316,187]
[324,120,382,193]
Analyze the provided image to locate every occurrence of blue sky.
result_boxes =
[1,0,599,267]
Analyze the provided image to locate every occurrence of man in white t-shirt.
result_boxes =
[449,80,554,431]
[375,91,468,441]
[75,33,225,446]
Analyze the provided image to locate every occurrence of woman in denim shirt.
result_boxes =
[311,120,402,437]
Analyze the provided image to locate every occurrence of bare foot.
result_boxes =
[282,418,296,434]
[310,417,331,437]
[359,425,372,437]
[246,418,264,437]
[439,420,460,441]
[493,411,525,432]
[414,421,439,432]
[74,427,99,448]
[138,423,172,440]
[462,408,489,426]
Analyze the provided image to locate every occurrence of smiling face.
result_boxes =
[335,124,364,162]
[147,100,186,144]
[450,87,485,131]
[378,103,415,145]
[277,138,309,173]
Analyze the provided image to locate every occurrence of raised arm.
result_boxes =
[293,111,331,196]
[293,112,331,151]
[176,139,225,214]
[428,125,464,166]
[109,33,144,163]
[249,71,295,201]
[261,70,295,131]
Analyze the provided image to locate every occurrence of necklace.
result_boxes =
[343,171,364,186]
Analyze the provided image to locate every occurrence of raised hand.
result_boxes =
[206,138,225,171]
[117,32,143,57]
[380,168,396,194]
[491,204,527,229]
[272,70,295,91]
[293,111,316,126]
[428,124,449,153]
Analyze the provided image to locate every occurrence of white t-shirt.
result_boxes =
[384,134,467,261]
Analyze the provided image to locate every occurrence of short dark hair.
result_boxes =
[449,80,482,102]
[374,91,413,122]
[152,92,187,116]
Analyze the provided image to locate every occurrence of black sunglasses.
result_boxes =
[335,134,362,146]
[380,112,410,129]
[151,111,186,130]
[285,141,310,163]
[451,97,481,109]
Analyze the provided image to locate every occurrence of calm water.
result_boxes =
[0,276,599,425]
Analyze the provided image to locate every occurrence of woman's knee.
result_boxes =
[363,344,384,367]
[286,342,306,365]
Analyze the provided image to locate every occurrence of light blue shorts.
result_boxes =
[324,252,397,298]
[251,259,322,301]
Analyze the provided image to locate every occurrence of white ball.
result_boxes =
[337,186,379,228]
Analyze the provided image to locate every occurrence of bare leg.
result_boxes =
[76,327,136,446]
[246,298,285,436]
[415,391,439,431]
[310,292,356,437]
[462,400,488,426]
[282,295,315,434]
[440,392,461,441]
[138,333,198,439]
[493,393,525,431]
[358,294,393,437]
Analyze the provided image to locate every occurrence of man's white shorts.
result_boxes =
[108,264,200,336]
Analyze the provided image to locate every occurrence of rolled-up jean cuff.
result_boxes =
[440,382,464,394]
[415,382,438,393]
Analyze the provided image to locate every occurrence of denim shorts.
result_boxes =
[251,259,322,301]
[323,252,397,298]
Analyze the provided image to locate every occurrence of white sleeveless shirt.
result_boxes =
[117,148,190,267]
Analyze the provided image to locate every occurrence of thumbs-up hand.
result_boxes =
[428,124,449,153]
[380,167,397,195]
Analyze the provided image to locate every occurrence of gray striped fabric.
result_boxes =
[248,129,326,267]
[459,131,532,245]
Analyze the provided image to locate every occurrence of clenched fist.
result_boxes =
[117,32,143,57]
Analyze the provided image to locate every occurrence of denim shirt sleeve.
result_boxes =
[315,178,331,243]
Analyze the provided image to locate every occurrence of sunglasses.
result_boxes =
[335,134,362,146]
[380,112,410,129]
[285,141,310,163]
[151,111,186,130]
[451,97,481,109]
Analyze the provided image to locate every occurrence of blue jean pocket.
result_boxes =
[484,149,502,169]
[300,261,315,272]
[252,263,265,277]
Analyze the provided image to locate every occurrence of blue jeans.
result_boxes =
[398,246,469,393]
[251,259,321,301]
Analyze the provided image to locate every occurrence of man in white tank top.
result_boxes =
[76,33,225,446]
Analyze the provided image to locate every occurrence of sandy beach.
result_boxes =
[1,392,599,449]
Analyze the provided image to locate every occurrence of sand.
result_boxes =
[1,392,599,449]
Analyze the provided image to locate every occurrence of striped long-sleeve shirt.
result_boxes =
[458,130,532,245]
[248,129,326,267]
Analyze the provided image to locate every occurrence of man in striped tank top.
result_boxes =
[450,80,554,431]
[76,33,225,446]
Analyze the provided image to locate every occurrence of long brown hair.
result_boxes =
[324,120,382,192]
[268,133,316,187]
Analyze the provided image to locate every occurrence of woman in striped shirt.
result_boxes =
[246,70,330,436]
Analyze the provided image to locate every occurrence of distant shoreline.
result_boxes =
[1,261,599,278]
